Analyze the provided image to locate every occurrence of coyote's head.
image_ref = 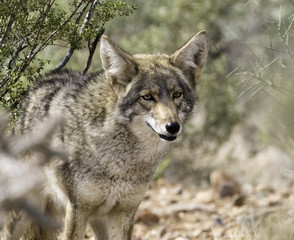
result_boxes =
[100,32,208,142]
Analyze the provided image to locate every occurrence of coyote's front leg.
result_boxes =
[62,202,88,240]
[1,210,30,240]
[90,208,136,240]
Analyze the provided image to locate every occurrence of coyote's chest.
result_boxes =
[78,176,147,214]
[48,131,169,213]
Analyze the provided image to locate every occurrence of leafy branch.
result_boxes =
[0,0,136,120]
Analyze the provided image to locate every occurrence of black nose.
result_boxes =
[166,122,180,134]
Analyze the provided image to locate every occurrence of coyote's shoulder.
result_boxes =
[2,31,208,240]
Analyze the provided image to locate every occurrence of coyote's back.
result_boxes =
[1,31,208,240]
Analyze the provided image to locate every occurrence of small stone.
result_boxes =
[136,209,160,225]
[213,217,223,226]
[282,191,290,198]
[196,189,214,203]
[233,194,246,206]
[175,237,189,240]
[132,237,142,240]
[219,182,236,197]
[268,200,280,207]
[160,227,167,237]
[210,170,241,198]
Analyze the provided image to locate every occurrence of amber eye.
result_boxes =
[142,94,154,101]
[173,92,183,99]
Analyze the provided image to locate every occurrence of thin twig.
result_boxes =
[282,14,294,38]
[248,84,265,101]
[280,29,294,63]
[246,45,275,85]
[237,81,262,99]
[259,88,285,105]
[225,67,239,79]
[241,41,289,54]
[8,40,27,70]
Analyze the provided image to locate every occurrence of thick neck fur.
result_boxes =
[54,73,171,184]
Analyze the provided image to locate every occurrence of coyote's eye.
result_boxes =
[142,94,154,101]
[173,92,183,99]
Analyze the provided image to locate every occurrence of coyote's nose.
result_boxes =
[166,122,180,134]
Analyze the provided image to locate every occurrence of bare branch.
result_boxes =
[81,0,99,30]
[0,16,14,46]
[76,2,91,24]
[0,39,27,101]
[54,0,101,72]
[0,86,10,102]
[54,47,75,72]
[8,40,27,70]
[82,27,105,74]
[54,2,90,71]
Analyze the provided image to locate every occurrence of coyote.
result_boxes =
[1,31,208,240]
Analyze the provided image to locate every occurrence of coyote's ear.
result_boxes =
[100,35,137,93]
[171,31,208,88]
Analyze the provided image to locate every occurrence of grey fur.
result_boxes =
[1,31,208,240]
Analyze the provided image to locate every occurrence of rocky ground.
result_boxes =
[83,170,294,240]
[132,176,294,240]
[84,122,294,240]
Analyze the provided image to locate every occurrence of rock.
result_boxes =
[233,194,246,206]
[210,170,241,198]
[163,202,216,215]
[196,189,214,203]
[160,227,167,237]
[175,237,189,240]
[219,182,236,197]
[132,237,142,240]
[213,217,223,226]
[136,209,160,225]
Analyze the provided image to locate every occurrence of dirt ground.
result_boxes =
[131,178,294,240]
[83,123,294,240]
[82,175,294,240]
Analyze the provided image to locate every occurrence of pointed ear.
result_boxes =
[100,35,138,92]
[171,31,208,87]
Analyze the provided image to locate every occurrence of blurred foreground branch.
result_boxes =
[0,113,65,230]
